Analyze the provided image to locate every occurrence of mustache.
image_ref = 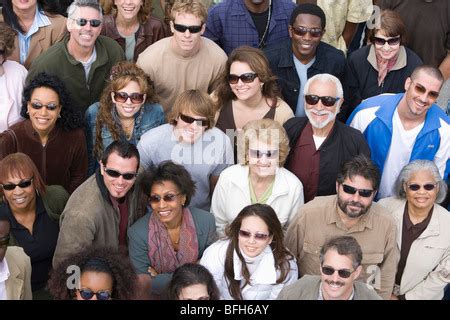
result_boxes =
[344,201,364,208]
[325,280,345,287]
[309,110,333,116]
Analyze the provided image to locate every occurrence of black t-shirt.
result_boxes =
[249,7,270,48]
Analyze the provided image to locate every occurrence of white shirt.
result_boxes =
[0,258,10,300]
[80,48,97,82]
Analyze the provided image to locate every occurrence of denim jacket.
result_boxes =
[85,102,165,175]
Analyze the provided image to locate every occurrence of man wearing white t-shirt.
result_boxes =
[347,65,450,199]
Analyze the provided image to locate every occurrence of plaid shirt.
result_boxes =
[204,0,296,55]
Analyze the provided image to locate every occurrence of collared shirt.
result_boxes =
[0,258,10,300]
[109,195,130,247]
[318,282,355,300]
[16,7,51,64]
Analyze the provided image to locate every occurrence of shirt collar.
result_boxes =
[233,245,277,284]
[24,7,51,37]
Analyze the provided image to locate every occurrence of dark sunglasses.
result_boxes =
[373,36,401,46]
[149,193,180,204]
[179,113,208,126]
[411,81,439,100]
[1,178,33,191]
[30,102,59,111]
[74,18,102,27]
[291,26,323,38]
[173,23,203,33]
[238,230,270,241]
[228,72,258,84]
[0,235,10,248]
[113,91,145,104]
[104,168,138,180]
[305,94,340,107]
[78,289,111,300]
[342,184,374,198]
[321,266,355,279]
[406,183,437,191]
[249,149,278,159]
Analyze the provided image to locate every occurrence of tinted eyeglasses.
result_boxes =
[30,102,59,111]
[305,94,340,107]
[149,193,180,204]
[373,36,401,46]
[411,81,439,100]
[342,184,374,198]
[249,149,279,159]
[321,266,355,279]
[238,230,270,241]
[113,91,145,104]
[0,235,10,248]
[179,113,208,127]
[104,168,138,180]
[291,26,323,38]
[406,183,437,191]
[173,23,203,33]
[0,178,33,191]
[78,289,111,300]
[228,72,258,84]
[73,18,102,27]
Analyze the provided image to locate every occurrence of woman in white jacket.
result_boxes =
[200,203,298,300]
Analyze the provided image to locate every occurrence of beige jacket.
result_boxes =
[5,246,32,300]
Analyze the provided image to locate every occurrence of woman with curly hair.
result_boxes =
[0,72,88,193]
[47,246,137,300]
[85,61,165,175]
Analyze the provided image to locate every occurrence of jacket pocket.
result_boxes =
[303,242,322,256]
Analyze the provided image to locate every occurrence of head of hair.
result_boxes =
[100,140,140,169]
[140,160,196,207]
[290,3,326,29]
[170,0,207,24]
[0,22,17,58]
[21,72,85,131]
[304,73,344,113]
[367,10,407,45]
[93,61,157,160]
[101,0,152,25]
[237,119,290,167]
[167,263,220,300]
[224,203,294,300]
[47,246,137,300]
[0,153,46,199]
[394,160,447,203]
[410,65,444,85]
[336,155,380,191]
[67,0,103,20]
[167,89,215,130]
[319,236,363,270]
[214,46,280,109]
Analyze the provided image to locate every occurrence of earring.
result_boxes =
[26,110,29,115]
[35,188,40,197]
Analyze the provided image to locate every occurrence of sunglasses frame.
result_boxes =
[29,102,59,111]
[104,168,138,180]
[248,149,279,159]
[179,113,208,127]
[291,26,323,38]
[228,72,258,84]
[1,178,33,191]
[406,183,437,192]
[149,193,181,204]
[238,229,270,241]
[113,91,145,104]
[410,81,439,100]
[78,288,111,300]
[173,23,203,33]
[305,94,340,107]
[74,18,102,28]
[373,36,401,47]
[321,265,354,279]
[342,184,374,198]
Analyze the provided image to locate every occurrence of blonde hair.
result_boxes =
[170,0,207,24]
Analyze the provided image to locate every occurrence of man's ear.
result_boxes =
[353,265,363,280]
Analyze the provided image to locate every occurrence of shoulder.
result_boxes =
[190,207,215,223]
[348,46,370,64]
[354,282,383,300]
[369,202,396,225]
[335,120,367,138]
[138,37,171,58]
[142,123,171,139]
[278,0,297,12]
[46,13,67,27]
[96,35,123,53]
[5,246,31,269]
[220,164,246,177]
[141,103,164,114]
[200,37,227,57]
[279,275,320,299]
[44,185,70,202]
[129,212,151,235]
[404,46,423,64]
[284,117,308,133]
[3,60,28,76]
[317,42,346,61]
[264,39,290,57]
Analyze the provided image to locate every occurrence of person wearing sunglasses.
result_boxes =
[0,72,88,194]
[48,246,137,300]
[128,161,216,299]
[286,155,399,300]
[26,0,125,115]
[212,118,303,237]
[284,74,370,204]
[85,61,164,176]
[200,203,297,300]
[52,141,147,269]
[377,160,450,300]
[348,65,449,201]
[0,153,69,299]
[346,10,423,118]
[264,3,346,117]
[138,89,233,211]
[278,235,381,300]
[136,0,227,114]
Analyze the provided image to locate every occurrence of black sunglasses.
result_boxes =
[406,183,437,191]
[291,26,323,38]
[373,36,400,46]
[411,81,439,100]
[0,234,10,248]
[173,23,203,33]
[249,149,278,159]
[78,289,111,300]
[30,102,59,111]
[238,230,270,241]
[305,94,340,107]
[113,91,145,104]
[321,266,355,279]
[228,72,258,84]
[149,193,180,204]
[74,18,102,27]
[1,178,33,191]
[104,168,138,180]
[342,184,374,198]
[179,113,208,126]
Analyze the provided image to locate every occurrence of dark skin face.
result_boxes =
[243,0,270,13]
[289,13,324,64]
[0,220,11,262]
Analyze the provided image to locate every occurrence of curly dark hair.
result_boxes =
[20,72,85,131]
[141,160,196,208]
[0,22,17,57]
[47,247,137,300]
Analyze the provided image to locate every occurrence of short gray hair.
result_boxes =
[319,236,363,270]
[394,160,447,203]
[67,0,103,20]
[304,73,344,99]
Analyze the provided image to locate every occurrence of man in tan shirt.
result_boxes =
[286,155,398,299]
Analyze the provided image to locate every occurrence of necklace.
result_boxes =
[121,119,135,139]
[258,0,272,49]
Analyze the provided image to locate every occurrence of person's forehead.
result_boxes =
[294,13,322,27]
[74,6,101,19]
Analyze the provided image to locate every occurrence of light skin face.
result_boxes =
[27,87,62,138]
[0,221,10,263]
[111,80,145,121]
[174,110,207,144]
[114,0,142,21]
[67,7,103,50]
[75,271,113,300]
[289,14,323,64]
[238,216,273,258]
[374,30,401,61]
[229,61,263,103]
[150,180,186,226]
[248,140,279,179]
[404,170,438,212]
[12,0,37,13]
[320,249,362,300]
[178,284,209,300]
[336,176,376,219]
[1,173,36,213]
[100,152,139,199]
[170,12,205,57]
